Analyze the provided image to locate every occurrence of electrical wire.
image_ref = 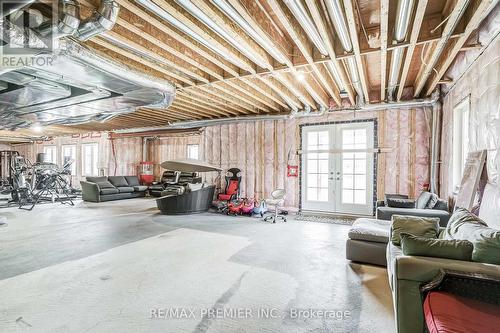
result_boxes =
[420,41,439,76]
[355,0,369,44]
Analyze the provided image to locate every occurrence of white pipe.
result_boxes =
[136,0,245,69]
[211,0,288,64]
[324,0,364,104]
[324,0,352,52]
[175,0,268,68]
[387,47,404,100]
[326,62,345,92]
[387,0,415,101]
[285,0,329,55]
[430,100,441,194]
[394,0,415,41]
[114,94,439,133]
[347,57,364,104]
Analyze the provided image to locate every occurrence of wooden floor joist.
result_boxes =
[9,0,494,135]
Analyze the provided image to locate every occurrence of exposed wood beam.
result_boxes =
[305,0,355,104]
[424,0,497,95]
[460,43,483,51]
[273,72,315,108]
[199,85,263,114]
[176,93,238,117]
[112,0,240,77]
[396,0,429,101]
[189,0,274,70]
[413,0,470,96]
[170,102,215,119]
[343,0,370,102]
[227,0,292,66]
[89,38,188,86]
[257,76,302,111]
[172,99,224,118]
[380,0,389,101]
[101,30,209,83]
[183,86,256,114]
[222,81,281,112]
[266,0,336,107]
[152,0,256,73]
[212,82,273,112]
[114,17,224,81]
[177,90,243,116]
[241,77,289,109]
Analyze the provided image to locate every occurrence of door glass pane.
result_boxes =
[343,174,354,188]
[307,188,318,201]
[342,189,353,204]
[341,127,369,206]
[307,174,318,187]
[343,159,354,173]
[305,130,330,203]
[318,188,329,201]
[354,190,366,204]
[355,175,366,190]
[355,158,366,174]
[318,160,328,173]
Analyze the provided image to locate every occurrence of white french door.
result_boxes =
[301,122,374,215]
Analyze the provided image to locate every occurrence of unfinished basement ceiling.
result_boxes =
[1,0,498,137]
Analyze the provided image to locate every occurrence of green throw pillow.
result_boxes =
[400,233,473,261]
[391,215,440,246]
[443,208,500,264]
[473,234,500,264]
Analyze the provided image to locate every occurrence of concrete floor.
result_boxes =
[0,198,395,333]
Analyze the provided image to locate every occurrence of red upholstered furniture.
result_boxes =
[424,291,500,333]
[217,179,239,201]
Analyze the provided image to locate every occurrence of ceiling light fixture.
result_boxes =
[31,124,42,132]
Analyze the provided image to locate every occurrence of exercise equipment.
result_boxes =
[0,151,78,210]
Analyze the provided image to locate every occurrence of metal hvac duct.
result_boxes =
[75,0,119,41]
[324,0,365,104]
[0,0,176,130]
[387,0,415,101]
[1,0,36,18]
[36,0,81,38]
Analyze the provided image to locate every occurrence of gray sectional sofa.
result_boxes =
[346,185,500,333]
[80,176,148,202]
[376,193,451,227]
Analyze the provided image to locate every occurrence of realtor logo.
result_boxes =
[1,0,56,67]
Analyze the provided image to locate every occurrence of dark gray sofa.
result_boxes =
[376,194,451,227]
[81,176,148,202]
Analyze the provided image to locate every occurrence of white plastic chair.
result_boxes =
[264,189,286,223]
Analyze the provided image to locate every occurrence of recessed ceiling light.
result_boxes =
[31,124,42,132]
[296,71,306,82]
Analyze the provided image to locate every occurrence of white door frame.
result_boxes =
[300,121,375,215]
